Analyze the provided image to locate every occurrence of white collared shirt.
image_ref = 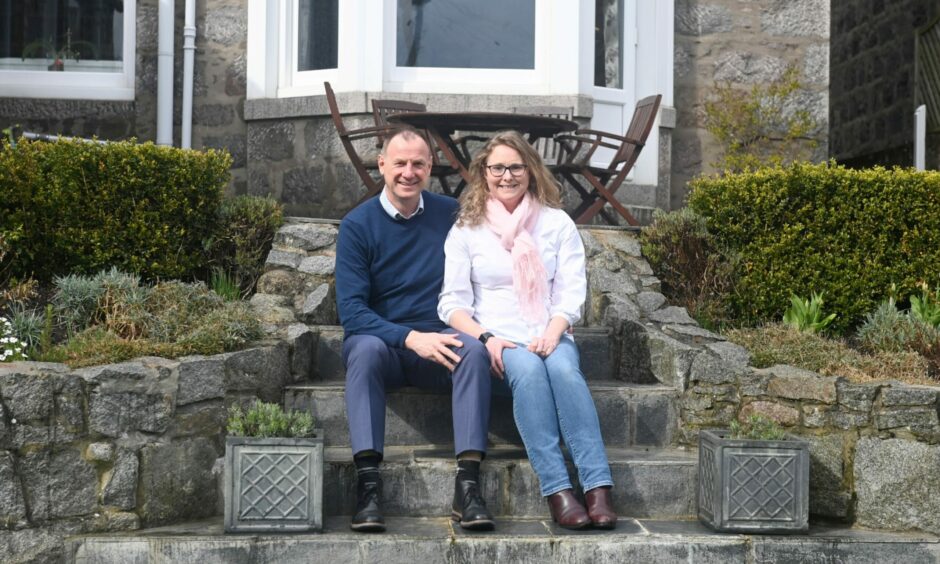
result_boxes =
[380,188,425,220]
[438,207,586,343]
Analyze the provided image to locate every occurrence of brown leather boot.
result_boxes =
[547,489,591,529]
[584,486,617,529]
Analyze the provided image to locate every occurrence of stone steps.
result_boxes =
[284,381,678,449]
[65,517,940,564]
[310,325,623,383]
[323,445,697,519]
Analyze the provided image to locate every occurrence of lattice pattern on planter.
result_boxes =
[698,442,717,520]
[238,452,310,520]
[728,454,796,520]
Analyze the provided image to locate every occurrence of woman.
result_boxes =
[437,131,616,529]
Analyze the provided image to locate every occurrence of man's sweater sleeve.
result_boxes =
[335,219,412,348]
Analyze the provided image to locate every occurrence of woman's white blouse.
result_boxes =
[438,207,587,344]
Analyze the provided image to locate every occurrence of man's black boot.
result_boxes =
[351,464,385,532]
[451,460,495,531]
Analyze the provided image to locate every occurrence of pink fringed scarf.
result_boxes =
[485,193,548,325]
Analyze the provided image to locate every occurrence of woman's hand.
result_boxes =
[486,337,516,379]
[527,334,560,358]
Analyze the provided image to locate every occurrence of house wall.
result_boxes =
[829,0,940,168]
[0,0,250,194]
[672,0,830,208]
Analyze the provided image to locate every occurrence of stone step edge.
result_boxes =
[306,324,615,335]
[324,445,698,464]
[287,381,678,394]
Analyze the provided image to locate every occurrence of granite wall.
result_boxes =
[672,0,830,208]
[829,0,940,168]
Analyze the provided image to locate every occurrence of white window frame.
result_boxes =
[380,0,551,94]
[0,1,136,101]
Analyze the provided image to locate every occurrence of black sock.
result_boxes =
[456,459,481,481]
[354,453,381,483]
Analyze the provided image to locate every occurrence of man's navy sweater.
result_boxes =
[335,192,459,348]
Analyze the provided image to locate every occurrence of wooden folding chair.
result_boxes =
[555,94,662,226]
[324,82,397,206]
[512,105,574,165]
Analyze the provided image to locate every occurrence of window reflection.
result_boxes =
[594,0,623,88]
[298,0,337,72]
[0,0,124,73]
[397,0,534,69]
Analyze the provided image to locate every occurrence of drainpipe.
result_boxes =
[157,0,175,145]
[181,0,197,149]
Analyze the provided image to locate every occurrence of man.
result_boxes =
[335,127,495,532]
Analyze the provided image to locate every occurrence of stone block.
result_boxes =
[598,293,641,328]
[738,368,771,397]
[56,376,85,432]
[287,323,317,382]
[621,323,697,386]
[704,341,751,368]
[855,437,940,534]
[713,51,788,84]
[0,451,26,526]
[201,5,247,46]
[662,324,723,345]
[315,326,346,381]
[171,401,226,437]
[202,134,246,169]
[86,442,114,462]
[805,434,849,519]
[578,229,603,257]
[192,104,234,127]
[765,365,838,403]
[264,248,305,270]
[300,283,337,324]
[256,269,305,295]
[648,306,695,325]
[880,385,938,407]
[740,401,800,426]
[103,449,138,510]
[177,356,225,406]
[801,405,830,428]
[589,265,639,295]
[275,223,339,251]
[633,393,676,446]
[247,121,294,162]
[874,407,939,432]
[762,0,829,38]
[20,448,97,520]
[830,410,871,430]
[222,343,291,402]
[689,352,745,387]
[0,372,54,422]
[81,361,177,437]
[676,0,733,35]
[636,291,667,313]
[838,381,880,411]
[138,437,220,527]
[298,255,335,276]
[591,230,642,257]
[249,293,297,326]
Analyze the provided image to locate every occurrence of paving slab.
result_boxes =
[65,517,940,564]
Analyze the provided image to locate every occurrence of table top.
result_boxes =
[387,111,578,137]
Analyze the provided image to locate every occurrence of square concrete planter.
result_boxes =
[224,433,324,533]
[698,429,809,533]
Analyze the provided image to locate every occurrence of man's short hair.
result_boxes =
[380,126,432,157]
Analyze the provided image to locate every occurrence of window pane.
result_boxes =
[297,0,337,72]
[0,0,124,72]
[594,0,623,88]
[397,0,534,69]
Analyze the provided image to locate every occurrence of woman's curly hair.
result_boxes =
[457,130,563,226]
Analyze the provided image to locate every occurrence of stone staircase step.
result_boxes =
[65,516,940,564]
[311,325,620,382]
[284,381,677,449]
[323,445,697,520]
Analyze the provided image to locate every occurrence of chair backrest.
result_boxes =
[513,105,574,164]
[610,94,661,172]
[324,81,384,198]
[371,98,427,147]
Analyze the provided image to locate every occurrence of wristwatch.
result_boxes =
[478,332,494,345]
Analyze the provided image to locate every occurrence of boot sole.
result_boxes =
[350,521,387,533]
[451,510,495,531]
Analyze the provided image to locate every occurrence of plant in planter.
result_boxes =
[224,400,323,533]
[698,415,809,533]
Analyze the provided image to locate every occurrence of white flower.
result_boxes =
[9,418,16,425]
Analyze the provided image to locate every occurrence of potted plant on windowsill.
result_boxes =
[224,400,323,533]
[698,415,809,534]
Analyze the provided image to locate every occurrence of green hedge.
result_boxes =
[0,139,231,283]
[688,162,940,333]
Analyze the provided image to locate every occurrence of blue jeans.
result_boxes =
[499,338,613,497]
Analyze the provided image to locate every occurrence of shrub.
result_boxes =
[729,414,787,441]
[689,162,940,333]
[704,66,818,173]
[640,208,736,327]
[205,195,283,298]
[0,138,230,283]
[226,400,315,438]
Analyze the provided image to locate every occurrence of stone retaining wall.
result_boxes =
[0,340,313,563]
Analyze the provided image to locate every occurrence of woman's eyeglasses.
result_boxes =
[485,164,528,177]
